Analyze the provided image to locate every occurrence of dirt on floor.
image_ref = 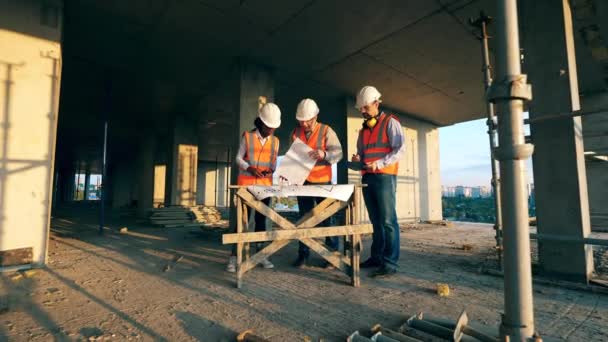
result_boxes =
[1,210,607,342]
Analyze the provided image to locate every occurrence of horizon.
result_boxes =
[440,117,534,188]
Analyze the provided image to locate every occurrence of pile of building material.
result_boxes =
[148,205,226,228]
[348,311,500,342]
[190,206,223,225]
[148,207,195,227]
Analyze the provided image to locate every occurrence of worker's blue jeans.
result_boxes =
[362,173,400,270]
[297,181,339,258]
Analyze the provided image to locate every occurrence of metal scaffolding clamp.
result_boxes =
[493,143,534,161]
[487,74,533,103]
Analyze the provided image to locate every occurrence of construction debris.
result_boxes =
[421,220,453,227]
[20,269,38,278]
[148,205,225,228]
[371,324,422,342]
[436,283,450,297]
[236,329,269,342]
[9,273,23,282]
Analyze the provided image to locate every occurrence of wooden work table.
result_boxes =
[222,185,371,288]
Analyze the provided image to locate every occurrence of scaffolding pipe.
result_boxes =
[471,11,504,268]
[530,233,608,246]
[524,108,608,124]
[99,121,108,235]
[492,0,535,339]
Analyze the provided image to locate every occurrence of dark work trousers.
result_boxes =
[231,197,271,255]
[362,173,400,270]
[297,181,339,258]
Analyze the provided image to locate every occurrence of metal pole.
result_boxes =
[492,0,535,339]
[471,12,504,268]
[99,121,108,235]
[215,153,219,207]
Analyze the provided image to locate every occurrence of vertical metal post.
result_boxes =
[215,153,219,207]
[470,12,504,267]
[99,121,108,235]
[491,0,535,339]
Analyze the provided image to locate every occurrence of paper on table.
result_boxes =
[248,184,354,202]
[274,138,316,185]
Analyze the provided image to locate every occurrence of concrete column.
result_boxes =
[522,0,594,281]
[417,123,442,221]
[83,164,91,200]
[582,94,608,230]
[136,135,156,217]
[222,62,274,229]
[165,115,198,206]
[0,0,63,268]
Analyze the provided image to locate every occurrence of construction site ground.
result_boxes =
[1,209,608,342]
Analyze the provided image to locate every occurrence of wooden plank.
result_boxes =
[0,247,33,267]
[239,240,291,275]
[351,234,361,287]
[237,188,296,230]
[242,200,250,261]
[293,198,337,226]
[236,196,244,289]
[295,199,349,229]
[223,224,373,244]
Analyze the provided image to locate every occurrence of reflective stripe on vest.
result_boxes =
[238,131,278,186]
[292,123,332,183]
[361,113,399,175]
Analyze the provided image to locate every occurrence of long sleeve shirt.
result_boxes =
[291,123,343,164]
[356,113,405,169]
[235,129,279,171]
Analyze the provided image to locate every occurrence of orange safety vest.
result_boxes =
[237,130,279,186]
[291,123,332,183]
[360,112,399,175]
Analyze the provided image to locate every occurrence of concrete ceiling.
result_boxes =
[62,0,608,127]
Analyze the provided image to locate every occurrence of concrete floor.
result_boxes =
[1,211,607,341]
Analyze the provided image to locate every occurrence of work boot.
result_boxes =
[360,258,381,268]
[369,265,397,278]
[322,260,335,270]
[292,255,308,268]
[226,256,236,273]
[260,258,274,269]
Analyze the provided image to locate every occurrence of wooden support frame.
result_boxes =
[224,186,368,288]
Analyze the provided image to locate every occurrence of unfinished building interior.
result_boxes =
[1,0,608,341]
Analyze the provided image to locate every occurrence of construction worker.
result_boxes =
[352,86,405,278]
[291,98,343,268]
[226,102,281,273]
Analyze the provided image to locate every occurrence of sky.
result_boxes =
[440,117,534,187]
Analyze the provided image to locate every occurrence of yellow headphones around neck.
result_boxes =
[364,117,378,129]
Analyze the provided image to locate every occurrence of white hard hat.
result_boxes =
[258,103,281,128]
[295,98,319,121]
[356,85,382,109]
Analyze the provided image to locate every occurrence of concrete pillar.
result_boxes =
[522,0,594,281]
[136,135,156,217]
[111,160,136,208]
[582,94,608,230]
[417,123,442,221]
[165,115,198,206]
[0,0,63,268]
[83,164,91,200]
[221,62,274,229]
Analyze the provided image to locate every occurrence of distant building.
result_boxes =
[455,186,472,198]
[442,186,456,197]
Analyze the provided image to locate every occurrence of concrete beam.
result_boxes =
[522,0,594,281]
